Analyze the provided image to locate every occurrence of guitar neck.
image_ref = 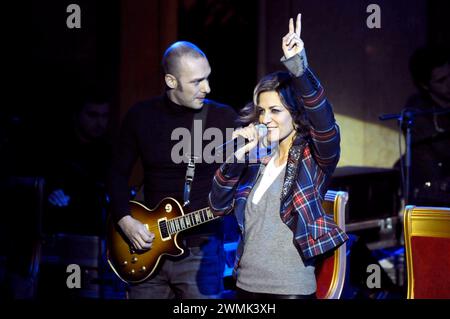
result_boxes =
[166,207,219,235]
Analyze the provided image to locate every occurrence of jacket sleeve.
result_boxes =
[208,156,246,216]
[282,51,340,175]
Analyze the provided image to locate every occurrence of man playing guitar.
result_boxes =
[108,41,237,299]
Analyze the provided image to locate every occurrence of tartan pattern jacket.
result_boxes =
[208,64,348,275]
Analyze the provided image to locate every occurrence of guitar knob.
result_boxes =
[140,266,146,272]
[131,257,138,263]
[130,269,135,275]
[121,261,128,266]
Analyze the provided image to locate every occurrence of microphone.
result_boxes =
[215,124,268,154]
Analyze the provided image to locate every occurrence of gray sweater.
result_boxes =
[236,165,316,295]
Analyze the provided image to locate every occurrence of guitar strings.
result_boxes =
[140,208,216,232]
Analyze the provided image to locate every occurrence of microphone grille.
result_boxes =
[255,124,268,137]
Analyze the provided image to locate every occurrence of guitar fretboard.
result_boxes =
[159,208,218,236]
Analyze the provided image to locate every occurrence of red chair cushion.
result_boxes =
[411,236,450,298]
[315,255,335,299]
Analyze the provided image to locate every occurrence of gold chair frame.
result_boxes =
[318,190,348,299]
[403,205,450,299]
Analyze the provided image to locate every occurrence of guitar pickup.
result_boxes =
[158,217,171,241]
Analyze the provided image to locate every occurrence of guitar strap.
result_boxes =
[183,103,209,207]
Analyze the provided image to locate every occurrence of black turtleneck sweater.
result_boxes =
[109,94,237,236]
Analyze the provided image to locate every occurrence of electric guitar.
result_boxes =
[106,197,219,283]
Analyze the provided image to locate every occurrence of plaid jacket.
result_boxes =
[208,67,348,275]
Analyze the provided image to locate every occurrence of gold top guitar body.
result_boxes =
[106,197,217,284]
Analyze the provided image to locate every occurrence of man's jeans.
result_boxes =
[127,235,225,299]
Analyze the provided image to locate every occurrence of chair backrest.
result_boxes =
[403,205,450,299]
[316,190,348,299]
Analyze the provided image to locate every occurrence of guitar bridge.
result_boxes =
[158,218,171,241]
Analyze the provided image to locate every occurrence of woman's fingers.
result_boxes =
[251,124,259,141]
[296,13,301,37]
[285,33,296,47]
[289,17,294,34]
[233,124,261,160]
[285,35,303,53]
[282,13,304,60]
[233,124,257,140]
[284,13,302,46]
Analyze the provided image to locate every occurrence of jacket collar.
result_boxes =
[257,135,307,202]
[281,135,307,201]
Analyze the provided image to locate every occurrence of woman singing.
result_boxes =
[209,13,348,299]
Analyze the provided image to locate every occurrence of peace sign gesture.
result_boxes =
[282,13,304,60]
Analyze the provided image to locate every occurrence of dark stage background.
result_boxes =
[1,0,449,300]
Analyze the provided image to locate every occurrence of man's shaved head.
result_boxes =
[162,41,207,77]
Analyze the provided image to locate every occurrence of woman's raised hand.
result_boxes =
[282,13,304,60]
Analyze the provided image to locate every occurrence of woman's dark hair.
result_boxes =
[238,71,310,139]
